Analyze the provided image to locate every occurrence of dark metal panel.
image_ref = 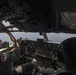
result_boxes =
[53,0,76,12]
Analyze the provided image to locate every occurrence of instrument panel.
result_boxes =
[20,39,59,67]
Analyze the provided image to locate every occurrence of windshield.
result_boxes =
[0,33,14,49]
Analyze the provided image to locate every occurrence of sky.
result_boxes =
[0,32,76,44]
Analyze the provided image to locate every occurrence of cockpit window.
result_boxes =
[0,33,13,49]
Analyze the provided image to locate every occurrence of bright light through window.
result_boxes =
[2,21,11,26]
[13,27,19,30]
[2,20,19,31]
